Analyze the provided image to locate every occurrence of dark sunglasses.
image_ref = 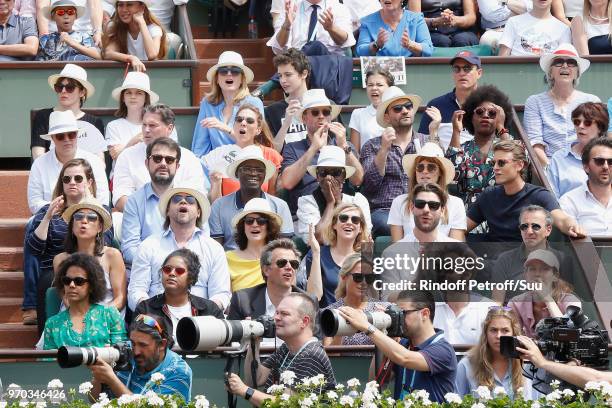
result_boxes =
[592,157,612,166]
[62,174,84,184]
[275,258,300,270]
[235,116,256,125]
[244,216,268,226]
[135,314,164,335]
[416,163,438,173]
[161,265,187,275]
[488,305,513,311]
[350,273,376,285]
[474,107,497,118]
[54,8,76,15]
[149,154,177,165]
[54,132,78,141]
[572,118,593,127]
[552,58,578,68]
[54,83,78,93]
[451,65,475,74]
[317,168,344,178]
[490,159,514,168]
[391,101,414,113]
[170,194,197,204]
[413,199,441,210]
[519,222,542,232]
[61,276,89,286]
[309,108,331,117]
[218,66,243,76]
[338,214,361,225]
[73,212,99,222]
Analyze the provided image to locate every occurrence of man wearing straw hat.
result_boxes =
[0,0,38,61]
[128,183,231,312]
[280,88,363,215]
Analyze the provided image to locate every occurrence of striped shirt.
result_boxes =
[523,90,600,158]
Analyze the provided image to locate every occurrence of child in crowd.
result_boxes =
[37,0,101,61]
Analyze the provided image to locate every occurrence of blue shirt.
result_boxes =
[418,89,459,135]
[117,349,192,402]
[455,356,532,400]
[191,95,264,157]
[121,183,163,265]
[607,97,612,132]
[356,10,433,57]
[304,245,339,307]
[37,31,96,61]
[392,329,457,403]
[546,145,587,198]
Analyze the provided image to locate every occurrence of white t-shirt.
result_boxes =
[166,302,193,345]
[499,13,571,56]
[127,24,163,61]
[49,121,107,155]
[105,118,178,146]
[387,193,467,240]
[562,0,582,18]
[348,104,384,148]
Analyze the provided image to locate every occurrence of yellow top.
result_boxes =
[226,250,265,292]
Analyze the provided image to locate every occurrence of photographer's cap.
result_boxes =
[524,249,559,270]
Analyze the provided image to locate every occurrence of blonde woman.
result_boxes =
[571,0,612,55]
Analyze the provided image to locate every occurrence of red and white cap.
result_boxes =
[539,43,590,76]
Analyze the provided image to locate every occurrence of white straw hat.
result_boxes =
[376,86,422,127]
[48,63,95,97]
[231,197,283,230]
[306,146,356,178]
[402,143,456,186]
[539,43,590,76]
[298,89,341,120]
[42,0,86,19]
[40,110,82,141]
[226,145,276,182]
[206,51,254,84]
[111,72,159,104]
[158,184,210,223]
[62,197,112,232]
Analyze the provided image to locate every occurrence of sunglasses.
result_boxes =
[592,157,612,166]
[238,165,266,175]
[53,8,76,15]
[519,222,542,232]
[54,83,78,93]
[413,199,441,210]
[391,102,414,113]
[552,58,578,68]
[62,174,84,184]
[218,66,243,76]
[572,118,593,127]
[416,163,438,173]
[317,168,344,178]
[309,108,331,117]
[275,258,300,270]
[149,154,177,165]
[170,194,197,205]
[53,132,78,141]
[451,65,475,74]
[350,273,376,285]
[161,265,187,275]
[235,116,256,125]
[244,216,268,226]
[135,314,164,335]
[474,107,497,119]
[488,305,513,312]
[338,214,361,225]
[61,276,89,286]
[490,159,514,168]
[73,212,100,222]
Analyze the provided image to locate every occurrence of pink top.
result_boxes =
[13,0,36,17]
[508,292,582,337]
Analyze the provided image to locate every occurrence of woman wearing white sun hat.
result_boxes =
[191,51,265,158]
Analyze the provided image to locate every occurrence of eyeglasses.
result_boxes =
[488,305,513,311]
[591,157,612,166]
[350,273,376,285]
[53,132,78,141]
[391,102,414,113]
[53,8,76,15]
[519,222,542,232]
[572,118,593,127]
[413,199,441,210]
[401,308,423,314]
[490,159,514,168]
[451,65,475,74]
[474,107,497,119]
[135,314,164,335]
[170,194,197,205]
[338,214,361,225]
[54,83,77,93]
[149,154,177,165]
[317,168,344,178]
[218,66,243,76]
[61,276,89,286]
[235,116,256,125]
[62,174,84,184]
[73,212,100,222]
[161,265,187,275]
[309,108,331,117]
[244,216,268,226]
[416,163,438,173]
[552,58,578,68]
[275,258,300,270]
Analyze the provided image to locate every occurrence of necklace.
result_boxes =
[589,12,608,21]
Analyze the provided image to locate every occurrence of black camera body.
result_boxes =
[384,304,407,338]
[57,342,133,371]
[254,315,276,338]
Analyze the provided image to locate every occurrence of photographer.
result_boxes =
[338,290,457,403]
[226,293,336,406]
[516,335,612,388]
[89,314,192,402]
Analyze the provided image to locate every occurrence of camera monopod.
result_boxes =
[223,343,249,408]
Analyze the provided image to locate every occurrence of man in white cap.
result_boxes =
[209,145,293,250]
[297,145,371,243]
[360,86,427,238]
[113,104,205,212]
[280,88,363,215]
[0,0,38,61]
[128,184,231,311]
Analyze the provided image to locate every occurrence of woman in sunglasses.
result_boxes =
[134,248,224,345]
[192,51,265,158]
[226,198,283,292]
[455,307,532,399]
[447,84,514,209]
[53,197,126,317]
[43,252,127,350]
[304,203,368,307]
[547,102,609,198]
[202,104,282,202]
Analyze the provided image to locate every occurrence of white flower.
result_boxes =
[8,384,20,389]
[118,394,138,406]
[550,379,561,389]
[194,395,210,408]
[347,378,361,388]
[444,392,462,404]
[78,382,94,395]
[146,393,165,407]
[18,402,28,407]
[562,388,575,398]
[267,384,285,394]
[150,372,166,384]
[413,389,430,402]
[312,373,326,386]
[335,384,346,391]
[326,391,338,400]
[532,402,541,408]
[585,381,601,391]
[280,370,297,386]
[280,394,290,401]
[339,395,354,406]
[364,381,379,394]
[471,403,486,408]
[362,389,377,405]
[47,379,63,389]
[493,386,506,396]
[91,403,104,408]
[35,403,46,408]
[301,377,312,387]
[545,390,562,402]
[300,396,314,408]
[386,397,395,406]
[475,386,491,401]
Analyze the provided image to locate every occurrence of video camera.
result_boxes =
[176,315,275,351]
[500,306,609,368]
[57,342,132,371]
[320,305,406,338]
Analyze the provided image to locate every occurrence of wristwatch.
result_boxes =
[365,324,377,336]
[244,387,255,400]
[372,41,380,51]
[343,145,352,155]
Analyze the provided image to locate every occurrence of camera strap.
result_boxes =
[399,332,444,399]
[279,338,317,373]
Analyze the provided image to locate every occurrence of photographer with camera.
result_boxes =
[89,314,192,402]
[337,290,457,403]
[225,293,336,406]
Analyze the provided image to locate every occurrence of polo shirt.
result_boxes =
[0,14,37,61]
[392,329,457,403]
[433,294,496,345]
[559,182,612,237]
[208,190,294,250]
[546,145,587,198]
[467,183,560,242]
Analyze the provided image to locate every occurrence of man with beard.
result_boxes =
[360,86,427,238]
[128,184,231,311]
[560,137,612,237]
[404,183,458,244]
[89,314,192,401]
